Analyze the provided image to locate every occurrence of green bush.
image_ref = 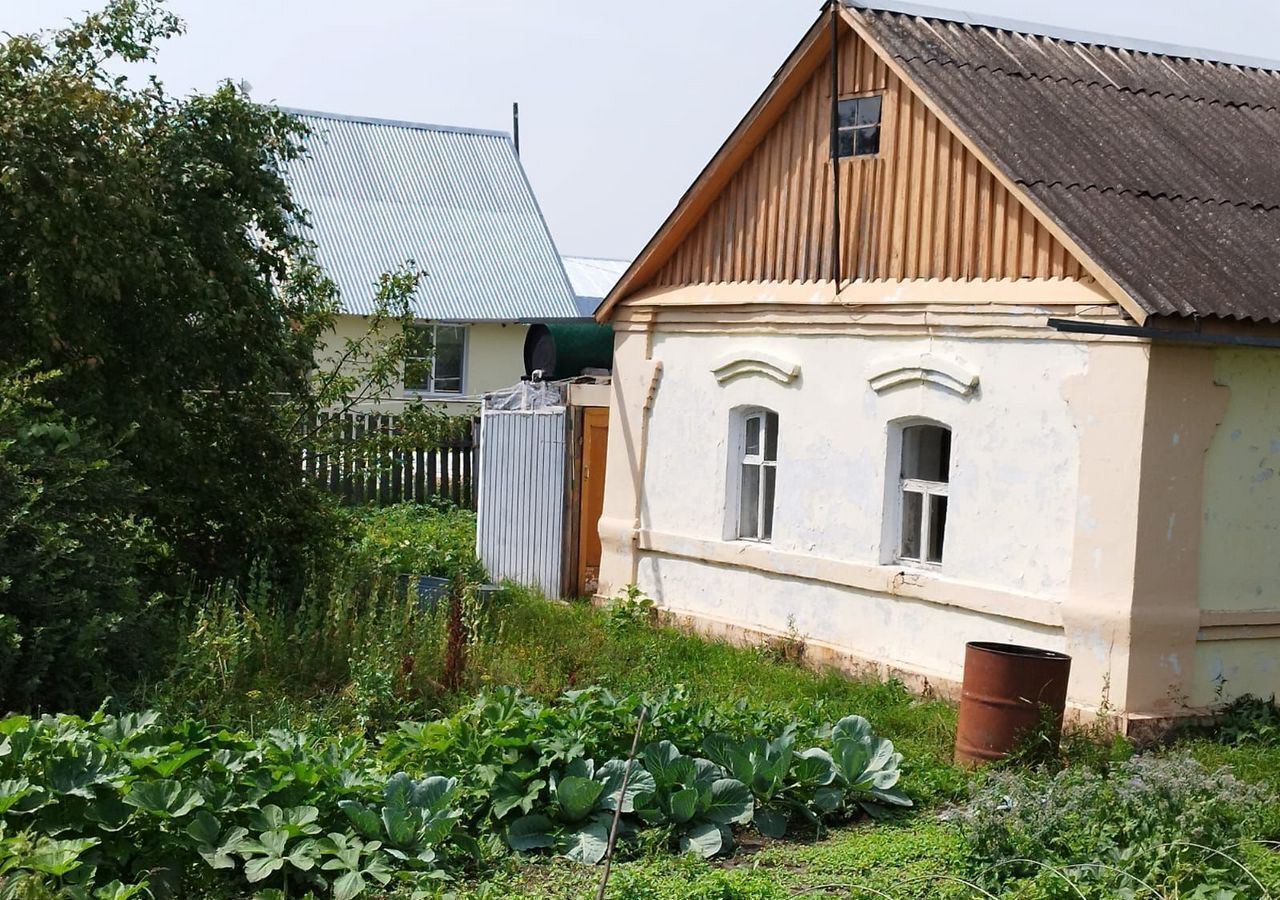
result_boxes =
[342,504,487,586]
[0,367,160,713]
[0,711,461,899]
[956,751,1275,897]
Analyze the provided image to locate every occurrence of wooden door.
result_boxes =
[577,407,609,596]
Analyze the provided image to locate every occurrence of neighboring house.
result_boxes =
[562,256,632,317]
[283,109,581,411]
[594,1,1280,725]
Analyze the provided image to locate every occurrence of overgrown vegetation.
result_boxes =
[0,0,449,713]
[4,502,1280,897]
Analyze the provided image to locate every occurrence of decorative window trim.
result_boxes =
[867,354,978,398]
[711,352,801,386]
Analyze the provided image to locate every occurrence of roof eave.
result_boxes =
[596,11,835,321]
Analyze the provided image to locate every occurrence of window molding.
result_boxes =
[867,353,979,398]
[711,351,801,386]
[403,323,468,398]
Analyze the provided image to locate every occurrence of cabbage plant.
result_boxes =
[702,730,840,837]
[631,741,753,858]
[829,715,912,815]
[506,757,655,864]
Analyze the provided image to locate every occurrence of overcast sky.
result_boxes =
[4,1,1280,260]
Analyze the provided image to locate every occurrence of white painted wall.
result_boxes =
[629,330,1090,688]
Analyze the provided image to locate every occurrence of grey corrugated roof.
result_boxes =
[281,108,579,321]
[848,4,1280,322]
[561,256,631,316]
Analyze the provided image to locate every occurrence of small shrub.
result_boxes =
[1216,693,1280,746]
[604,584,656,635]
[956,751,1273,897]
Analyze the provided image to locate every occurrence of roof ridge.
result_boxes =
[1021,179,1280,213]
[563,255,632,264]
[900,54,1280,114]
[277,106,511,141]
[845,1,1280,72]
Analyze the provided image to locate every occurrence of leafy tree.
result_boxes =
[0,0,419,592]
[0,367,156,711]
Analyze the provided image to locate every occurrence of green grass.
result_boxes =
[453,821,966,899]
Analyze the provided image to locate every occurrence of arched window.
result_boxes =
[736,408,779,541]
[897,423,951,565]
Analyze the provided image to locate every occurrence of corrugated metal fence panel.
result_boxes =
[476,408,567,597]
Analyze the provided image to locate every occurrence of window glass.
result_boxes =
[834,95,883,159]
[404,358,433,393]
[736,409,778,542]
[762,467,776,541]
[739,464,761,540]
[854,95,882,126]
[404,324,465,394]
[896,423,951,565]
[745,415,761,457]
[855,128,881,157]
[927,495,948,563]
[901,490,923,560]
[902,425,951,482]
[432,325,465,394]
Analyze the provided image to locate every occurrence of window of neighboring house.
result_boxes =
[833,94,882,159]
[737,409,779,541]
[897,423,951,566]
[404,323,466,395]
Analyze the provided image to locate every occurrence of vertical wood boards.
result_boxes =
[649,30,1087,289]
[576,407,610,597]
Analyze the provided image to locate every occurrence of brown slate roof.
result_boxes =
[848,4,1280,322]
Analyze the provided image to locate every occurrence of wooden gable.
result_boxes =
[629,25,1095,298]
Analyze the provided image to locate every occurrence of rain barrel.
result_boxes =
[523,323,613,380]
[954,642,1072,767]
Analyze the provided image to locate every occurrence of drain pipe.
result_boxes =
[1048,317,1280,350]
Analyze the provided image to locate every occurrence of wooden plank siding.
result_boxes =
[650,31,1088,289]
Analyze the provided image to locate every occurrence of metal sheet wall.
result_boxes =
[476,408,567,596]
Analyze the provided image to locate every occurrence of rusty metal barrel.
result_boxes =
[955,641,1072,767]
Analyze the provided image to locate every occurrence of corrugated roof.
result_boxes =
[561,256,631,316]
[281,108,580,321]
[847,4,1280,322]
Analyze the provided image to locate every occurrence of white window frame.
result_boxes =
[403,323,467,397]
[893,423,951,568]
[735,409,779,542]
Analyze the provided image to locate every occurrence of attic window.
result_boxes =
[834,95,882,158]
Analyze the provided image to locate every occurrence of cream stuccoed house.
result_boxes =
[282,109,581,412]
[593,1,1280,727]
